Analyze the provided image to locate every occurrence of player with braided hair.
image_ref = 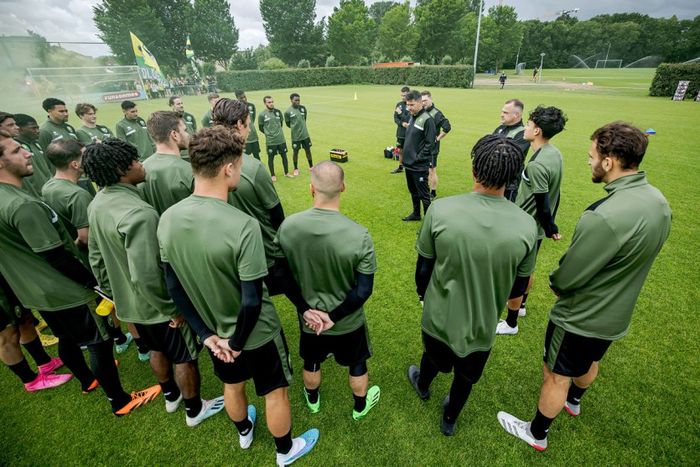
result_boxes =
[407,133,538,436]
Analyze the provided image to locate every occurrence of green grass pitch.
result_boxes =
[1,70,698,465]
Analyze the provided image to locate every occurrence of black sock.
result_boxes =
[530,409,554,440]
[305,386,319,403]
[159,379,181,402]
[418,352,439,392]
[113,333,127,345]
[506,308,519,328]
[274,430,293,454]
[353,393,367,412]
[431,190,436,197]
[184,396,203,417]
[567,383,587,405]
[443,377,473,423]
[521,293,529,307]
[307,156,313,167]
[58,339,95,389]
[234,416,253,435]
[22,337,51,366]
[87,340,130,410]
[133,337,149,354]
[9,359,37,384]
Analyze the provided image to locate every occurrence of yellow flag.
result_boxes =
[130,32,162,73]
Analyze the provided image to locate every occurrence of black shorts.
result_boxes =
[246,141,260,156]
[0,275,22,328]
[134,321,200,364]
[300,324,372,367]
[209,332,292,396]
[422,331,491,384]
[39,305,110,346]
[292,138,312,151]
[396,137,405,149]
[543,320,612,377]
[266,143,288,157]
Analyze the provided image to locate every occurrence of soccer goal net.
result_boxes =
[26,66,147,103]
[594,59,622,69]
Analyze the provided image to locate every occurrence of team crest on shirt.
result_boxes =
[186,115,193,122]
[100,127,110,134]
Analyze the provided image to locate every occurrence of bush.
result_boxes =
[649,63,700,98]
[325,55,337,68]
[400,56,413,62]
[441,55,453,65]
[297,59,311,68]
[216,65,475,92]
[260,57,288,70]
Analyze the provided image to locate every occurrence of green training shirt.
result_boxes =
[76,125,114,144]
[201,110,213,128]
[258,108,285,146]
[38,120,78,151]
[141,153,194,215]
[87,183,178,324]
[515,143,563,239]
[549,172,671,340]
[284,105,309,142]
[417,192,538,357]
[0,182,96,311]
[41,178,93,264]
[158,195,281,349]
[246,103,258,143]
[115,117,155,161]
[274,208,377,335]
[182,112,197,134]
[15,136,54,198]
[228,154,281,267]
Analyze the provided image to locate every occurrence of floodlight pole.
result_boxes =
[471,0,484,88]
[539,53,545,83]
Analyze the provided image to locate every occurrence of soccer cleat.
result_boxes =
[138,351,151,362]
[113,385,161,416]
[115,332,133,354]
[271,175,278,182]
[564,401,581,417]
[24,372,73,392]
[276,428,319,467]
[38,356,64,375]
[186,396,225,427]
[496,320,518,335]
[440,395,456,436]
[239,405,257,449]
[407,365,429,400]
[390,166,403,174]
[353,385,380,420]
[497,411,548,451]
[293,169,299,176]
[165,393,183,413]
[82,379,99,394]
[284,173,294,178]
[519,306,527,317]
[39,333,58,347]
[303,387,320,414]
[402,213,421,222]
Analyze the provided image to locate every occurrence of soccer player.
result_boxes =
[420,91,451,199]
[258,96,291,181]
[408,134,537,436]
[201,92,220,128]
[401,90,435,221]
[493,99,530,201]
[142,111,193,215]
[211,98,287,296]
[496,105,567,336]
[0,273,70,391]
[274,161,380,420]
[115,100,155,161]
[0,112,19,135]
[0,130,158,415]
[37,98,78,151]
[14,114,54,199]
[497,122,671,451]
[235,90,261,161]
[169,96,198,135]
[390,86,411,174]
[158,127,318,465]
[75,103,114,144]
[83,139,224,426]
[284,93,313,176]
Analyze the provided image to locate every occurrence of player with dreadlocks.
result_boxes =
[407,134,538,436]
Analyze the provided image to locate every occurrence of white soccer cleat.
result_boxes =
[497,411,547,451]
[186,396,225,427]
[496,320,518,335]
[276,428,319,466]
[564,401,581,417]
[239,405,256,449]
[518,306,527,317]
[165,393,183,413]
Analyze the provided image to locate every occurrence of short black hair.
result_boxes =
[212,98,249,128]
[591,122,648,170]
[82,138,139,187]
[13,114,37,127]
[263,95,272,103]
[0,112,13,125]
[189,127,244,178]
[121,100,136,110]
[471,134,524,189]
[46,139,84,170]
[168,95,181,106]
[147,111,183,144]
[234,90,246,98]
[290,93,300,100]
[42,98,65,112]
[401,86,410,93]
[528,106,567,139]
[420,90,431,97]
[405,90,422,102]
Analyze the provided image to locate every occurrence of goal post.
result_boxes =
[594,59,622,69]
[26,66,148,103]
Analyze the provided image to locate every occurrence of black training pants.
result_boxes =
[405,168,431,216]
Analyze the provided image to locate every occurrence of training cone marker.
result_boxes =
[354,91,358,101]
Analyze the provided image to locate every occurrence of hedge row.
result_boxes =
[649,63,700,98]
[216,65,474,92]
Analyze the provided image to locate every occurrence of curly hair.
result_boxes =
[471,134,524,189]
[189,126,245,178]
[529,106,567,139]
[82,139,139,187]
[591,122,648,169]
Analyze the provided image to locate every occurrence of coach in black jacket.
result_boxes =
[402,90,436,222]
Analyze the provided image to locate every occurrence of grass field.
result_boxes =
[1,71,699,465]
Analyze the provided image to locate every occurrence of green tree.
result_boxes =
[27,30,50,67]
[414,0,469,63]
[377,2,418,61]
[479,5,523,71]
[260,0,324,66]
[369,1,399,25]
[327,0,376,65]
[229,48,258,70]
[191,0,238,69]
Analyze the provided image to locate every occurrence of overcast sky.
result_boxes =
[2,0,698,57]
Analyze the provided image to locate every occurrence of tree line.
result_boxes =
[93,0,700,74]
